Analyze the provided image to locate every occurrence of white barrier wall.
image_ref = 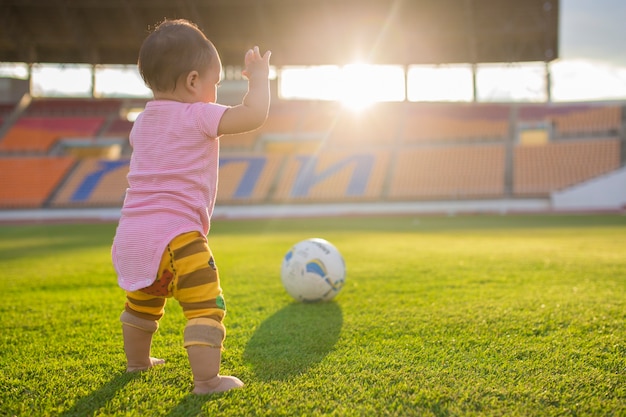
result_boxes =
[552,167,626,211]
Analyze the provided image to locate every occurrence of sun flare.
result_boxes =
[279,62,405,111]
[338,63,378,111]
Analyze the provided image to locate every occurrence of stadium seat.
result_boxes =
[298,102,337,134]
[550,105,622,137]
[0,117,104,153]
[327,105,401,148]
[50,157,129,207]
[101,119,133,137]
[26,98,122,117]
[0,156,75,208]
[271,151,390,202]
[388,145,506,199]
[217,153,284,203]
[399,103,509,143]
[0,100,622,209]
[221,131,260,151]
[513,138,621,196]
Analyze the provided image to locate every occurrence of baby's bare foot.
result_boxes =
[127,357,165,372]
[193,375,244,394]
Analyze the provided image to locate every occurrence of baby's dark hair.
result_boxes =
[138,19,218,92]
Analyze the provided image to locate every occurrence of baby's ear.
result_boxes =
[186,70,200,90]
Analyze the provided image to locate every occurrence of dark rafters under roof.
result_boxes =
[0,0,558,67]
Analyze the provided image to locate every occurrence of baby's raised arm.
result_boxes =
[217,46,271,135]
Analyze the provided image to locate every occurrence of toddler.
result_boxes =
[111,18,270,394]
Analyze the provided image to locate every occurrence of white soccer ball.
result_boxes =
[281,238,346,302]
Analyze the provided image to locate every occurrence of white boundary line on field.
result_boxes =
[0,199,553,223]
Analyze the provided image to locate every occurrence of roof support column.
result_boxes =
[545,61,552,103]
[472,63,478,102]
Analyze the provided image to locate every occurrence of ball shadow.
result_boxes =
[243,302,343,381]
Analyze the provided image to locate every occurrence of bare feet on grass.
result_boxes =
[193,375,244,395]
[126,357,166,372]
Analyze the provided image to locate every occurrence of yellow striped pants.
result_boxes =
[124,231,226,324]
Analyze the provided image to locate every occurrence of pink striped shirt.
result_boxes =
[112,100,228,291]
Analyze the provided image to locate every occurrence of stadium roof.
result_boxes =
[0,0,558,67]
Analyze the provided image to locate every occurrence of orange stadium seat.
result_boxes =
[388,145,506,199]
[221,131,260,151]
[298,105,335,133]
[513,138,621,196]
[50,157,129,207]
[0,117,105,153]
[217,153,284,204]
[398,102,510,144]
[550,105,622,137]
[51,154,288,207]
[0,156,75,208]
[260,110,300,134]
[0,99,622,209]
[272,150,390,202]
[263,140,322,154]
[101,119,133,137]
[400,115,508,143]
[26,98,122,117]
[327,104,402,148]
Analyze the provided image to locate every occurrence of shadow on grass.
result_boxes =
[165,392,225,417]
[58,371,139,417]
[243,301,343,381]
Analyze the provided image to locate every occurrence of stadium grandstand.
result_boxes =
[0,0,625,219]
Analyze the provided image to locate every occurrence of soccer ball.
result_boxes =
[281,238,346,302]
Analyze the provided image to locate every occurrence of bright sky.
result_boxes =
[0,0,625,105]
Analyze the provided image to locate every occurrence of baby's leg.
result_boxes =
[121,310,165,372]
[172,232,243,393]
[184,318,243,394]
[121,258,171,372]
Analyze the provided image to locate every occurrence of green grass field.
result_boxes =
[1,214,625,416]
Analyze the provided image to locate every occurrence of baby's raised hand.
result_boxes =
[242,46,271,81]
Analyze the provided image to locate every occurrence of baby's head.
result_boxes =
[138,19,221,97]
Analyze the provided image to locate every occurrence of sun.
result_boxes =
[339,63,377,111]
[278,62,405,111]
[339,63,405,111]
